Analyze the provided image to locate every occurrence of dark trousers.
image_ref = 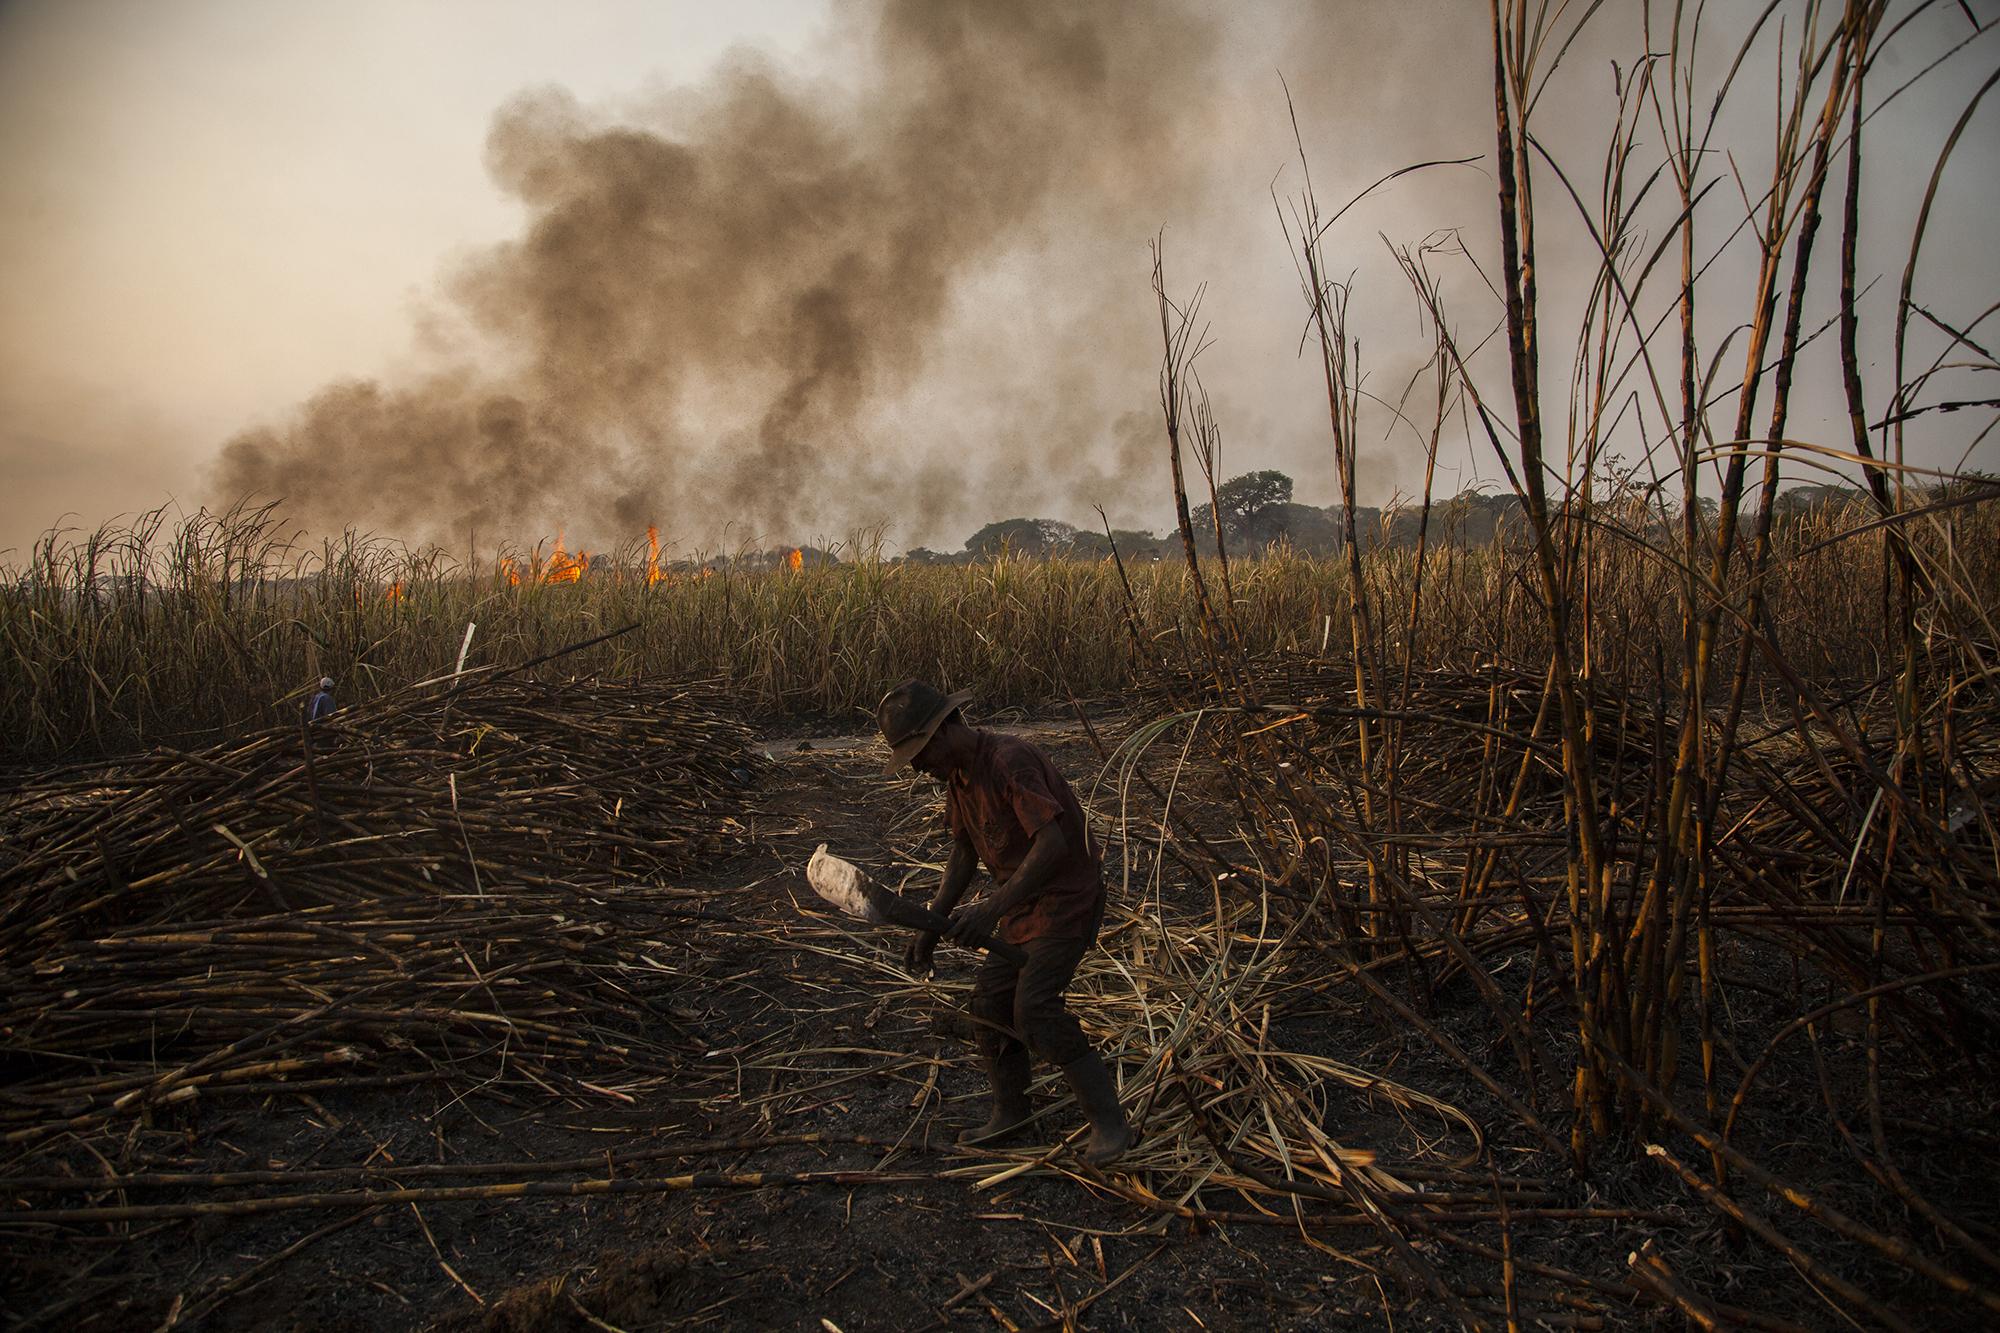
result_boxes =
[968,927,1099,1068]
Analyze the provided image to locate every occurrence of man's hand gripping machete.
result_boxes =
[806,845,1027,967]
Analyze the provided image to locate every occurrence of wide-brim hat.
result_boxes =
[877,679,973,775]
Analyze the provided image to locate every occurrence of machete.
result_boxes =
[806,844,1027,966]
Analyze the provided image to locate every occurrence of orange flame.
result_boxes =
[544,533,588,584]
[385,580,405,603]
[787,547,804,573]
[498,530,690,587]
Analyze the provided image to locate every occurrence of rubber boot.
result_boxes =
[959,1045,1033,1145]
[1060,1052,1134,1166]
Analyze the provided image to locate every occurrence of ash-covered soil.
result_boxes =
[5,717,1990,1331]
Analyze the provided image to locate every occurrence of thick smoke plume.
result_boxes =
[214,1,1225,551]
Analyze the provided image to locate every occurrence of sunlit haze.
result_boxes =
[2,0,1995,562]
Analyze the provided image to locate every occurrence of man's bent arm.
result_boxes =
[931,833,979,916]
[904,832,978,972]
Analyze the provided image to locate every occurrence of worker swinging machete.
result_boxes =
[814,679,1132,1166]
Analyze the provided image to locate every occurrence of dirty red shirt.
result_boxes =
[945,730,1104,945]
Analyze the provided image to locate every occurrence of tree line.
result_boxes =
[900,468,1960,564]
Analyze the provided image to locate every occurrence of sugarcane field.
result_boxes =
[3,2,1999,1330]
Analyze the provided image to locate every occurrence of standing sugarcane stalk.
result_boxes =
[1488,0,1616,1158]
[1151,240,1232,691]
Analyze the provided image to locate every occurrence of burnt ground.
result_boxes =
[4,717,1995,1330]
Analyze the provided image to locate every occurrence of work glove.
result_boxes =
[945,900,1004,947]
[903,930,938,977]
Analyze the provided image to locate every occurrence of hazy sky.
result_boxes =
[0,0,831,556]
[1,0,1995,562]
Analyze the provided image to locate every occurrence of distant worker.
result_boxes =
[877,679,1133,1165]
[305,676,336,723]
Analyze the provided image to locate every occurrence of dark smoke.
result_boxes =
[214,1,1224,551]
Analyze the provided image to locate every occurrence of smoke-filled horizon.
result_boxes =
[215,1,1242,553]
[4,1,1996,561]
